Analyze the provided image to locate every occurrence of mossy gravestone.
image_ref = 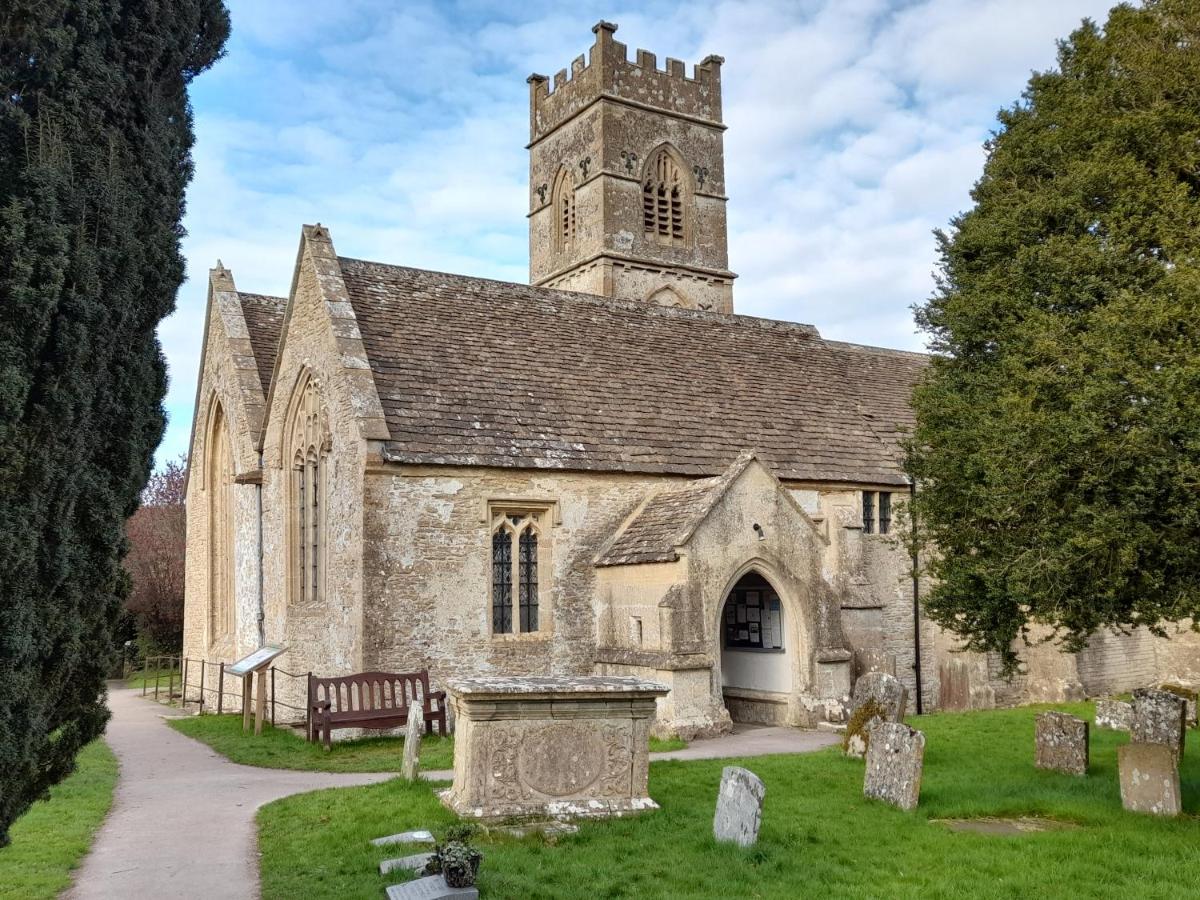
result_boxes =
[1131,688,1186,762]
[863,721,925,810]
[1118,742,1180,817]
[1034,712,1088,776]
[712,766,765,847]
[401,710,423,781]
[1094,699,1132,731]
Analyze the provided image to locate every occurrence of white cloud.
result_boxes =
[159,0,1118,463]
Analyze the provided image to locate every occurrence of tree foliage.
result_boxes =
[0,2,228,843]
[909,0,1200,670]
[124,457,188,653]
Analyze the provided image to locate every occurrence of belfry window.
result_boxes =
[490,510,545,635]
[643,146,687,246]
[552,167,576,250]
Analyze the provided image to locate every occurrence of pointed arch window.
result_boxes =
[206,399,235,642]
[490,509,546,634]
[643,146,689,246]
[288,375,330,605]
[552,167,577,250]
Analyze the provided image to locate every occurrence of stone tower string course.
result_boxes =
[527,21,736,313]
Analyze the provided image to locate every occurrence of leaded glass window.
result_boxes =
[492,530,513,634]
[862,491,875,534]
[878,491,892,535]
[490,509,544,635]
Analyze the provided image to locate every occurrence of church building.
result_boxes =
[183,22,1199,735]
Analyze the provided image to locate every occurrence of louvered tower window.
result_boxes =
[643,147,687,245]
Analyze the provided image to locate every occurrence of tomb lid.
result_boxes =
[448,675,668,697]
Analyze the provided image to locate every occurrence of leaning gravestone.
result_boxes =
[385,874,478,900]
[1034,712,1088,775]
[1131,688,1186,761]
[1118,742,1180,817]
[851,672,907,723]
[712,766,766,847]
[401,710,423,781]
[1094,699,1132,731]
[863,721,925,810]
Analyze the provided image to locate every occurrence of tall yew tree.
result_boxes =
[910,0,1200,670]
[0,2,228,841]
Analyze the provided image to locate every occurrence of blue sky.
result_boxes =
[159,0,1117,464]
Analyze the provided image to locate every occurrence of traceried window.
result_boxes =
[288,375,330,604]
[207,399,235,641]
[490,510,544,634]
[552,167,576,250]
[643,146,688,246]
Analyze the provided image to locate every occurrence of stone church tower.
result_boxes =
[528,22,736,313]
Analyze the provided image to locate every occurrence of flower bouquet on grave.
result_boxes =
[424,824,483,888]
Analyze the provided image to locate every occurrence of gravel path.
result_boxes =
[67,686,394,900]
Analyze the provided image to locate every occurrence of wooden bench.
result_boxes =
[307,670,447,749]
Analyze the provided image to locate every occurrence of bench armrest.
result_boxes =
[427,690,446,709]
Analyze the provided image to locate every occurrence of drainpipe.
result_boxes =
[256,452,265,647]
[909,479,923,714]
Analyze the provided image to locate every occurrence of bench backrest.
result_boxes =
[308,670,432,717]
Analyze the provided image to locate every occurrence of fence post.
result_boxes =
[141,656,149,696]
[217,662,225,715]
[270,667,276,727]
[305,671,312,741]
[168,658,176,703]
[154,658,161,701]
[181,657,189,706]
[199,660,206,714]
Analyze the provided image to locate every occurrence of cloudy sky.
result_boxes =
[160,0,1117,464]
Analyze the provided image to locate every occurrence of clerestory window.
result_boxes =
[490,509,545,635]
[643,146,688,246]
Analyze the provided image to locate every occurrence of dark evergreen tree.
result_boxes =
[910,1,1200,670]
[0,2,228,842]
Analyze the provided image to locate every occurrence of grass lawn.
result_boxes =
[0,740,118,900]
[169,713,688,774]
[257,703,1199,900]
[169,713,457,771]
[125,667,179,691]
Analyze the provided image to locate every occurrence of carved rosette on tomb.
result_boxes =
[442,675,667,820]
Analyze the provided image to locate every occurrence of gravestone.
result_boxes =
[712,766,766,847]
[380,852,435,875]
[371,829,436,847]
[401,711,423,781]
[1118,742,1180,817]
[1034,712,1088,775]
[385,874,478,899]
[1131,688,1186,761]
[863,721,924,810]
[852,672,907,723]
[1094,699,1132,731]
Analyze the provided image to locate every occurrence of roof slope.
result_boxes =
[824,340,927,457]
[239,293,286,397]
[596,454,753,567]
[340,258,924,485]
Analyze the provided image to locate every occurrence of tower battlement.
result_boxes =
[528,21,724,144]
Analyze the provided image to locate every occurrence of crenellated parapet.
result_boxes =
[529,21,724,144]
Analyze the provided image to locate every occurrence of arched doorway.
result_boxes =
[717,571,789,724]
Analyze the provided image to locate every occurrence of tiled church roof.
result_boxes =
[337,257,925,485]
[596,454,755,567]
[239,293,286,397]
